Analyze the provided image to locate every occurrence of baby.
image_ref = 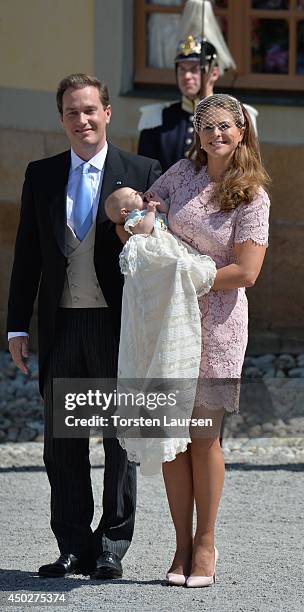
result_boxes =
[105,187,169,235]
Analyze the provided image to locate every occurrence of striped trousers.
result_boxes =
[43,308,137,561]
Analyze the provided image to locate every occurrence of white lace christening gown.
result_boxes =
[117,229,216,475]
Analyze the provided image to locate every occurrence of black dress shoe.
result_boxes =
[38,553,81,577]
[91,552,122,579]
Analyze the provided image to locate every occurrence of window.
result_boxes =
[134,0,304,90]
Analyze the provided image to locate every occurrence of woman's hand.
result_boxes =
[212,240,267,290]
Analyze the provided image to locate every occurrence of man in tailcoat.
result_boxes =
[7,73,161,579]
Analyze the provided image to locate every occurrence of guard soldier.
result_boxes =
[138,36,220,172]
[138,35,258,172]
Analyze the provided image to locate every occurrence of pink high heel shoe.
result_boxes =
[186,546,218,588]
[166,572,187,586]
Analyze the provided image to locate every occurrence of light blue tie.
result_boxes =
[74,162,93,240]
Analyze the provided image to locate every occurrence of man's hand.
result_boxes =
[115,224,130,245]
[9,336,29,375]
[200,65,220,98]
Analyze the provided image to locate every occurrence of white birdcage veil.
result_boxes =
[193,94,245,133]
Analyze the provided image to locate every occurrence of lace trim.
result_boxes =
[118,437,192,474]
[196,256,217,297]
[119,237,138,276]
[234,237,269,247]
[124,213,144,235]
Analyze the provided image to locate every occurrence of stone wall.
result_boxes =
[0,128,303,350]
[249,143,304,338]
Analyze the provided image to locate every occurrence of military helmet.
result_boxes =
[175,35,218,66]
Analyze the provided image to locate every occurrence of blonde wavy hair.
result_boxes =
[189,95,270,212]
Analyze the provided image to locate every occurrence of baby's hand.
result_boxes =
[143,191,169,214]
[146,200,160,213]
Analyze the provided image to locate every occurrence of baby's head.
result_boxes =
[105,187,144,223]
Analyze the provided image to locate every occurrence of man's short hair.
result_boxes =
[56,73,110,115]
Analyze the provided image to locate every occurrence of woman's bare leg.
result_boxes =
[190,412,225,576]
[162,446,194,576]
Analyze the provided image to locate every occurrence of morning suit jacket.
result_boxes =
[138,102,195,173]
[7,143,161,393]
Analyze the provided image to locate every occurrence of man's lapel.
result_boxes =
[97,143,126,223]
[48,150,71,255]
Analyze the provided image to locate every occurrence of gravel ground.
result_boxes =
[0,443,304,612]
[1,349,304,443]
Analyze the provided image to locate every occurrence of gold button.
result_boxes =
[187,126,194,133]
[185,138,192,145]
[189,115,194,122]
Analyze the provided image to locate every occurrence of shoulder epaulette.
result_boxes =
[138,102,179,131]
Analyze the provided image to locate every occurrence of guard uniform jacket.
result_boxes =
[138,102,195,173]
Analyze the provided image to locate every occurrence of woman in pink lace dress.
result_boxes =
[150,94,270,587]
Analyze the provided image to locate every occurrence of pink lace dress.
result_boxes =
[151,159,270,411]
